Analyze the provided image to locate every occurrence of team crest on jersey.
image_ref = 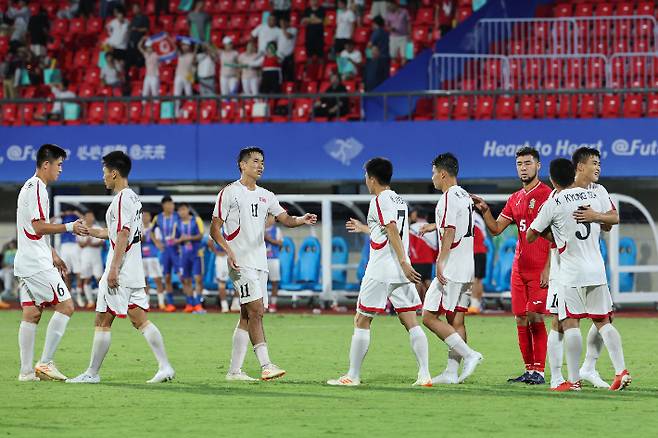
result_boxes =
[529,199,536,209]
[259,197,267,203]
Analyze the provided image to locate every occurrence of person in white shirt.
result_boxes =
[174,39,196,115]
[251,14,283,55]
[327,157,432,387]
[35,81,77,121]
[338,40,362,80]
[195,42,218,96]
[210,147,317,382]
[77,211,105,309]
[101,52,124,91]
[67,151,175,384]
[527,158,630,392]
[105,7,129,61]
[219,36,240,96]
[15,144,88,382]
[238,41,261,96]
[277,17,297,82]
[138,37,160,98]
[334,0,356,55]
[417,153,484,385]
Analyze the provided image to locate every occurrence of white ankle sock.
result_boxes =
[581,323,603,372]
[157,293,165,308]
[445,332,473,360]
[220,300,229,311]
[347,328,370,380]
[40,312,70,363]
[229,328,249,373]
[254,343,271,368]
[470,298,481,310]
[19,321,37,375]
[547,330,564,383]
[141,322,171,370]
[408,326,430,379]
[86,330,111,376]
[599,323,626,374]
[83,283,94,302]
[563,328,582,383]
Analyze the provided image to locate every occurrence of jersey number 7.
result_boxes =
[397,210,406,239]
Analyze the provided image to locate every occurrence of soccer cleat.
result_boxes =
[261,364,286,381]
[192,304,206,314]
[226,370,257,381]
[550,376,566,390]
[164,304,177,312]
[230,300,241,312]
[85,302,95,309]
[158,303,167,311]
[268,303,277,313]
[466,306,480,315]
[526,371,546,385]
[579,368,610,389]
[0,299,11,309]
[507,371,533,383]
[458,352,483,383]
[412,377,433,387]
[551,381,581,392]
[327,375,361,386]
[609,370,631,391]
[18,372,40,382]
[431,372,459,385]
[66,373,100,384]
[147,367,175,384]
[35,361,68,381]
[183,304,195,313]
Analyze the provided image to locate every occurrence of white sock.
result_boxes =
[470,297,481,310]
[39,312,70,363]
[445,332,474,360]
[19,321,37,375]
[254,343,272,368]
[86,330,111,376]
[581,324,603,372]
[408,326,430,379]
[141,322,171,371]
[599,323,626,374]
[157,293,165,308]
[563,328,582,383]
[271,296,277,305]
[229,328,249,373]
[83,283,94,302]
[220,300,229,311]
[347,328,370,380]
[547,330,564,383]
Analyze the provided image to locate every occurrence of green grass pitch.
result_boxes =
[1,310,657,437]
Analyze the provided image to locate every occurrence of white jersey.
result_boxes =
[77,222,104,258]
[530,186,607,288]
[104,188,145,288]
[14,176,52,278]
[589,182,616,213]
[213,180,286,272]
[435,185,475,283]
[547,189,561,281]
[363,189,410,284]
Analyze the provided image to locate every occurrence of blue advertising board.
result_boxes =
[1,119,657,183]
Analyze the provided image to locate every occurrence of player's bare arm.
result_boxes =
[572,207,619,226]
[471,194,511,236]
[418,222,436,236]
[385,222,421,284]
[210,216,239,269]
[264,234,283,247]
[32,218,88,236]
[107,228,130,289]
[52,248,68,277]
[346,217,369,234]
[276,212,318,228]
[435,226,455,286]
[540,254,550,289]
[152,233,164,252]
[89,227,109,240]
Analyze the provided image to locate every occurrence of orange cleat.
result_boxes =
[164,304,177,312]
[551,381,581,392]
[85,302,95,310]
[609,370,632,391]
[466,306,480,315]
[193,304,206,313]
[0,299,11,309]
[183,304,194,313]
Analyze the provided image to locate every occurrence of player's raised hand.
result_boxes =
[572,205,598,223]
[53,253,68,278]
[401,261,422,284]
[470,195,489,214]
[346,218,368,234]
[419,223,436,237]
[301,213,318,225]
[73,219,89,236]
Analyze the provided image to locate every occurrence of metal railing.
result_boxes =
[609,52,658,89]
[428,54,510,91]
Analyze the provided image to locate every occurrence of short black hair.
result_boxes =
[177,202,190,209]
[102,151,131,178]
[411,207,428,219]
[549,158,575,188]
[237,147,265,172]
[364,157,393,185]
[373,16,385,27]
[516,146,540,162]
[36,144,67,168]
[161,195,173,204]
[572,147,601,167]
[432,153,459,177]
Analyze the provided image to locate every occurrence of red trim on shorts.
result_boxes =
[224,227,240,241]
[36,183,45,220]
[375,196,385,225]
[588,311,613,319]
[23,228,43,240]
[395,304,422,313]
[358,302,386,314]
[22,301,36,307]
[117,192,123,232]
[565,304,587,319]
[128,303,149,312]
[455,306,469,312]
[370,239,388,250]
[105,304,127,319]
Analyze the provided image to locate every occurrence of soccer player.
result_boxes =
[572,147,620,388]
[469,211,488,314]
[77,210,105,309]
[528,158,631,391]
[471,147,552,385]
[327,157,432,387]
[15,144,88,381]
[57,208,83,306]
[409,208,438,301]
[210,147,317,381]
[208,236,234,313]
[265,214,283,313]
[67,151,174,384]
[176,203,205,314]
[142,210,167,310]
[154,196,181,312]
[419,153,484,385]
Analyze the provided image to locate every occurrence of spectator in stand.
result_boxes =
[369,15,390,57]
[187,1,210,42]
[334,0,356,56]
[36,81,77,121]
[385,0,411,65]
[196,42,218,96]
[251,14,283,55]
[238,40,261,96]
[78,0,96,18]
[219,36,240,96]
[338,39,362,81]
[438,0,456,37]
[7,0,30,43]
[277,16,297,83]
[313,71,348,119]
[0,239,18,308]
[57,1,79,19]
[27,7,49,57]
[302,0,325,72]
[364,45,389,90]
[370,0,387,19]
[260,41,281,94]
[139,37,160,98]
[126,2,150,73]
[2,48,22,99]
[105,6,129,61]
[100,52,125,92]
[272,0,292,23]
[100,0,123,19]
[174,39,196,114]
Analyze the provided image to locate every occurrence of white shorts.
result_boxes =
[143,258,163,279]
[80,253,104,279]
[19,267,71,307]
[96,275,150,318]
[558,284,613,321]
[59,242,81,274]
[423,278,472,314]
[230,267,268,307]
[215,254,229,282]
[267,258,280,282]
[546,278,560,315]
[356,277,422,317]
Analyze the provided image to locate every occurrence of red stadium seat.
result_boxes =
[453,96,471,120]
[353,27,370,46]
[159,15,174,33]
[495,96,515,120]
[579,94,597,119]
[51,18,69,37]
[200,100,218,123]
[127,102,143,124]
[325,10,337,27]
[85,17,103,36]
[594,2,613,16]
[247,14,262,30]
[601,95,621,118]
[1,104,17,126]
[20,103,36,126]
[229,15,246,30]
[178,101,197,123]
[474,96,494,120]
[84,67,101,86]
[557,95,578,119]
[235,0,249,13]
[413,98,434,120]
[74,49,91,69]
[211,15,228,30]
[614,2,633,16]
[251,0,269,12]
[623,94,643,118]
[435,97,452,120]
[412,27,430,48]
[553,3,572,18]
[0,35,8,56]
[87,102,106,124]
[108,102,126,124]
[519,95,536,119]
[574,3,593,17]
[537,94,557,118]
[292,0,306,11]
[638,2,655,16]
[218,0,233,12]
[292,99,312,122]
[647,93,658,117]
[69,17,85,36]
[174,15,189,34]
[415,8,434,25]
[456,7,472,23]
